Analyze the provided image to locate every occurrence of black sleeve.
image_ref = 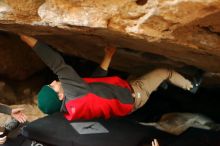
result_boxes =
[0,104,12,115]
[91,66,108,77]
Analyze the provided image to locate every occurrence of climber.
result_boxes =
[19,34,199,121]
[0,104,27,144]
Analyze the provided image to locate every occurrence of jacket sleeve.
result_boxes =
[32,41,89,100]
[0,104,12,115]
[91,66,108,77]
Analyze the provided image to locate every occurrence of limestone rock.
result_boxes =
[0,0,219,85]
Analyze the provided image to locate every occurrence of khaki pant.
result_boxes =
[130,68,193,110]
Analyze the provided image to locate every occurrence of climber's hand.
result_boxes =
[152,139,159,146]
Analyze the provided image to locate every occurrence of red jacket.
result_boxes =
[64,76,134,121]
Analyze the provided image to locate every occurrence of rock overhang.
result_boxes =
[0,0,220,86]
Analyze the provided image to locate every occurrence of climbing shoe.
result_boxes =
[189,69,204,94]
[159,81,169,90]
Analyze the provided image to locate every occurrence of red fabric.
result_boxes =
[64,76,133,121]
[65,93,133,121]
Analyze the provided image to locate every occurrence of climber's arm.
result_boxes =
[91,46,116,77]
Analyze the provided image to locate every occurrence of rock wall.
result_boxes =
[0,32,45,80]
[0,0,220,85]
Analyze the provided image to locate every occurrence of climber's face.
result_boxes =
[49,80,64,100]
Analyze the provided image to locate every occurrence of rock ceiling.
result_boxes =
[0,0,220,86]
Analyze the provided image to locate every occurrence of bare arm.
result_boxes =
[91,46,116,77]
[100,46,116,71]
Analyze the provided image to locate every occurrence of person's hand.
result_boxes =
[18,34,37,48]
[19,34,27,41]
[152,139,159,146]
[0,134,7,144]
[11,108,27,123]
[104,46,116,58]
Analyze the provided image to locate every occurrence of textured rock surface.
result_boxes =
[0,0,220,85]
[0,32,45,80]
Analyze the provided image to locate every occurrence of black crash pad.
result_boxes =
[21,113,174,146]
[20,113,220,146]
[2,112,220,146]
